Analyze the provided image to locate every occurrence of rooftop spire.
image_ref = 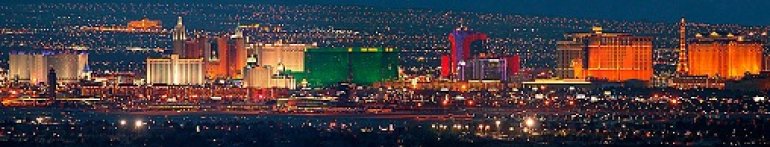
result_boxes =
[677,17,688,74]
[173,16,186,41]
[233,25,243,39]
[176,16,183,26]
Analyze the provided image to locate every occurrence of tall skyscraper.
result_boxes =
[207,35,229,79]
[230,27,247,79]
[556,26,653,82]
[441,26,488,79]
[677,17,688,73]
[687,32,762,79]
[172,16,187,56]
[205,32,247,80]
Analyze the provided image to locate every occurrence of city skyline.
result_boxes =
[1,1,769,146]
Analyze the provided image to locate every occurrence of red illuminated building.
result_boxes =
[506,55,520,75]
[441,26,488,79]
[439,25,520,81]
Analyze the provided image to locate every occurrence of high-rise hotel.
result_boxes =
[205,28,248,80]
[9,51,89,84]
[146,54,205,85]
[669,18,764,89]
[686,32,762,79]
[556,26,653,82]
[145,16,205,85]
[172,16,187,56]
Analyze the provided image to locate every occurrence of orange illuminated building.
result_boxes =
[230,28,247,79]
[80,17,163,33]
[687,32,762,79]
[556,26,653,82]
[205,29,247,80]
[206,35,230,79]
[127,17,162,30]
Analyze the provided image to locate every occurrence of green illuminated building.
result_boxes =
[303,47,399,87]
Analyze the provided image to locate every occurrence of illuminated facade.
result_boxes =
[556,26,653,82]
[764,56,770,72]
[205,31,247,80]
[146,54,205,85]
[80,85,281,104]
[669,75,726,89]
[243,66,272,88]
[555,39,585,79]
[127,17,161,30]
[91,72,136,85]
[460,55,520,81]
[303,47,399,87]
[172,16,187,56]
[242,65,296,89]
[206,35,229,78]
[687,32,762,79]
[182,34,208,59]
[677,17,688,73]
[8,51,88,84]
[441,26,488,79]
[252,42,316,73]
[230,27,247,79]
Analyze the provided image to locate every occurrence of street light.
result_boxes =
[135,120,143,127]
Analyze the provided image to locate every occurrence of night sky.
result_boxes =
[6,0,768,25]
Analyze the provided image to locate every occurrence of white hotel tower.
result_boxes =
[146,54,204,85]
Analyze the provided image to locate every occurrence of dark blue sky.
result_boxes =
[295,0,769,26]
[8,0,770,26]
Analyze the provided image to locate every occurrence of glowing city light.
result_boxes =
[1,1,768,146]
[135,120,143,127]
[524,117,536,128]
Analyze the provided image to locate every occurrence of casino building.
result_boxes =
[441,25,488,79]
[146,54,205,85]
[556,26,653,82]
[302,47,400,87]
[439,25,520,82]
[686,32,762,79]
[9,51,89,84]
[252,42,316,74]
[127,17,162,30]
